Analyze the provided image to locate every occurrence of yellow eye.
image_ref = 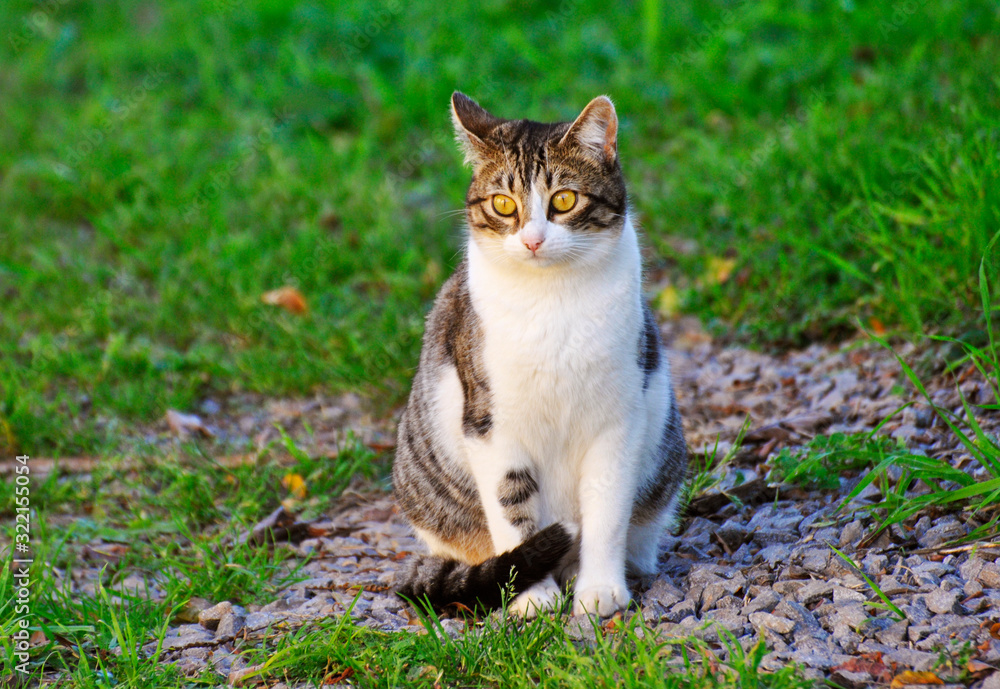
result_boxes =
[551,190,577,213]
[492,194,517,216]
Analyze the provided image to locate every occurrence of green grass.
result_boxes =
[0,431,378,684]
[1,0,998,455]
[230,602,811,689]
[771,238,1000,535]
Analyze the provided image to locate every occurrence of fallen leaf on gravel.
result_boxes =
[603,611,624,632]
[282,473,308,499]
[165,410,213,438]
[81,544,129,565]
[890,671,943,688]
[261,286,307,314]
[324,668,355,683]
[833,654,893,685]
[967,660,994,676]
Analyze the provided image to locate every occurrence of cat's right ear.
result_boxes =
[451,92,502,166]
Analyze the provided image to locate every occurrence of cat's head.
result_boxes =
[451,92,627,269]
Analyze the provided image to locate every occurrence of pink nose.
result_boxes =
[523,238,544,253]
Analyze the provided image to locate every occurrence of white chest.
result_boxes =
[465,227,645,447]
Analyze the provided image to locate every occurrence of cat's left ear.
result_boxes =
[451,92,503,166]
[559,96,618,164]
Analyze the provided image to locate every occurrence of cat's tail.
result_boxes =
[395,523,573,610]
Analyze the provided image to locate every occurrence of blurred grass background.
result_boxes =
[1,0,998,454]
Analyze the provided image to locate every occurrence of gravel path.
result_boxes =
[79,319,1000,685]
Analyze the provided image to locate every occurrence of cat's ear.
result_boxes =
[451,92,502,166]
[559,96,618,163]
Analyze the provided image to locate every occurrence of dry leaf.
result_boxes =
[833,654,893,684]
[602,611,624,632]
[703,256,737,286]
[261,286,307,314]
[323,668,355,684]
[890,671,943,688]
[282,473,307,499]
[967,660,994,675]
[81,544,129,565]
[165,410,213,438]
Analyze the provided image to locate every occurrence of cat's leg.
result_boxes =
[466,440,563,615]
[626,508,673,577]
[573,428,642,616]
[467,442,539,553]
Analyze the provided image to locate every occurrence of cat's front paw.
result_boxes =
[509,578,561,618]
[572,584,630,617]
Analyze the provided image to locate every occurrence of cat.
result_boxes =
[393,92,687,617]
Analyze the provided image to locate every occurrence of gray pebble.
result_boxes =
[757,544,793,566]
[800,549,831,573]
[907,625,933,643]
[861,552,888,575]
[748,612,795,635]
[856,616,894,639]
[742,590,781,616]
[960,556,985,582]
[874,619,909,646]
[917,519,967,548]
[641,577,684,609]
[878,576,913,596]
[245,612,285,631]
[796,580,834,605]
[664,599,696,623]
[198,601,234,631]
[834,604,869,630]
[838,520,863,548]
[832,586,866,605]
[923,588,960,615]
[216,613,246,638]
[980,563,1000,589]
[772,580,805,597]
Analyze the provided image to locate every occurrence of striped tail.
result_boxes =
[396,524,573,610]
